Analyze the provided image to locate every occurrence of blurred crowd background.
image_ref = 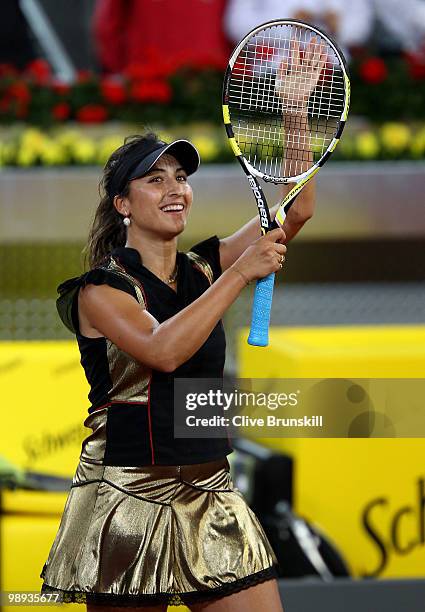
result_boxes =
[0,0,424,348]
[0,0,425,156]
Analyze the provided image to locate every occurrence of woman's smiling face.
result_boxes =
[119,154,193,240]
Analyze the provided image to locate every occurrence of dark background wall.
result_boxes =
[37,0,97,70]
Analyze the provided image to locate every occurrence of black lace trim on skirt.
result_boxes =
[41,565,278,607]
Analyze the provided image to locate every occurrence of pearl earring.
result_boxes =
[123,216,131,227]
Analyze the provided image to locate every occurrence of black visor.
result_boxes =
[108,139,200,199]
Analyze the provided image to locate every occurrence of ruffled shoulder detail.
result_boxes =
[186,251,214,285]
[187,235,221,284]
[56,264,141,335]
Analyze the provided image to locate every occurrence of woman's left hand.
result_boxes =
[275,36,328,107]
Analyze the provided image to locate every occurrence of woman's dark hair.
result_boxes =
[84,132,162,269]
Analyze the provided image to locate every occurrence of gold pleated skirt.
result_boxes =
[40,457,278,607]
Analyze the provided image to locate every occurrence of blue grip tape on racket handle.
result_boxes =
[247,272,275,347]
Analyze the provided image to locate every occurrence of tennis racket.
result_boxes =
[222,19,350,346]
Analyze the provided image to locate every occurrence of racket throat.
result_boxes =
[275,184,304,227]
[246,174,273,232]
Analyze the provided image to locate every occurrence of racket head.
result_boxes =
[223,19,350,184]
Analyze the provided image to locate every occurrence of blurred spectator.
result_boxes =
[332,0,425,54]
[224,0,358,46]
[329,0,374,51]
[0,0,37,69]
[225,0,425,56]
[373,0,425,54]
[93,0,231,75]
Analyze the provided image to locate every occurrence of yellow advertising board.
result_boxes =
[1,341,88,477]
[0,342,86,611]
[1,331,425,592]
[0,341,190,611]
[238,325,425,579]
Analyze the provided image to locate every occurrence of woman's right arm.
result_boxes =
[79,228,285,372]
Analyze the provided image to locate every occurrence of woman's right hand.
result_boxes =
[230,227,287,283]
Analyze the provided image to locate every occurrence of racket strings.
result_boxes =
[235,112,339,177]
[227,23,346,178]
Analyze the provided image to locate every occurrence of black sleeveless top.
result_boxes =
[56,236,232,466]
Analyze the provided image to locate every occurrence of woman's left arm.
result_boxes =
[219,38,324,272]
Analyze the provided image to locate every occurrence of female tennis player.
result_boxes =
[39,78,315,608]
[39,132,313,611]
[38,30,323,608]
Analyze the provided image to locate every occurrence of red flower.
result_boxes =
[130,79,171,104]
[26,59,51,84]
[178,55,226,72]
[203,56,227,71]
[164,51,193,73]
[0,96,11,112]
[76,104,108,123]
[52,80,71,95]
[405,52,425,79]
[15,103,28,119]
[52,102,71,121]
[125,61,174,80]
[125,63,146,80]
[101,78,127,104]
[8,81,31,104]
[359,57,388,84]
[76,69,94,84]
[0,63,17,77]
[168,50,226,73]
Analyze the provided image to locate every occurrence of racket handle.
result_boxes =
[247,272,275,347]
